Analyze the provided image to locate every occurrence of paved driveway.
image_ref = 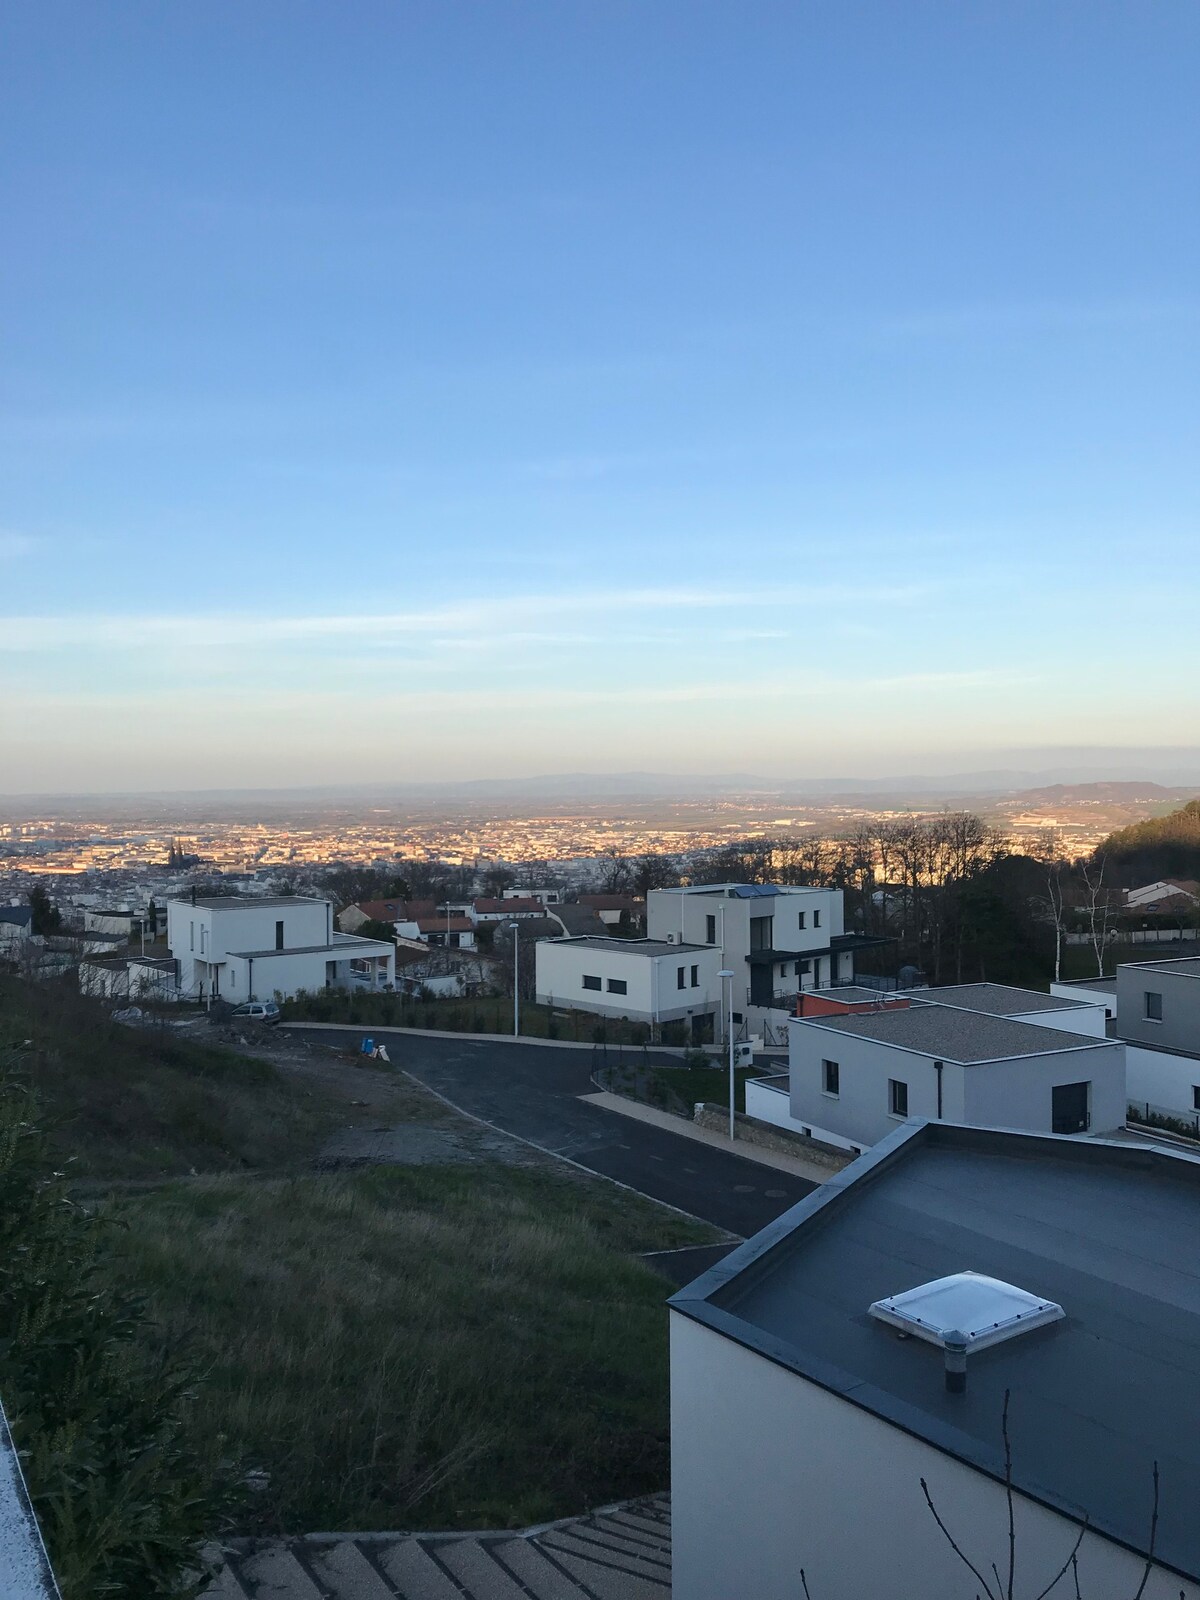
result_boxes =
[283,1027,816,1237]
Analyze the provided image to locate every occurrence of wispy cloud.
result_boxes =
[0,583,935,654]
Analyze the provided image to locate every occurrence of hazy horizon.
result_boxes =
[3,5,1197,790]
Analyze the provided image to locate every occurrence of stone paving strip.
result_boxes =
[204,1494,672,1599]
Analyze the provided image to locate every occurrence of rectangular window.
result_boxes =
[691,964,699,987]
[677,966,686,990]
[799,958,811,974]
[706,914,717,944]
[813,909,822,928]
[797,911,806,930]
[822,1059,839,1096]
[200,927,206,954]
[189,921,194,952]
[607,978,627,995]
[275,919,285,951]
[1193,1087,1200,1113]
[889,1079,909,1117]
[582,974,602,991]
[1145,991,1163,1021]
[732,1011,743,1024]
[749,915,772,951]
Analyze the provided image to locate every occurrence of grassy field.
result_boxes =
[1,976,720,1532]
[109,1162,714,1533]
[0,974,414,1180]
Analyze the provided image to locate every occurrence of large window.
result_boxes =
[1145,991,1163,1021]
[889,1079,909,1117]
[690,964,699,987]
[607,978,627,995]
[749,915,773,951]
[275,919,285,951]
[706,914,717,944]
[582,974,602,991]
[813,909,822,928]
[797,911,806,930]
[677,966,686,989]
[822,1059,839,1096]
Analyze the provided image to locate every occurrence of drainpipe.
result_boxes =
[247,956,254,1002]
[934,1059,943,1119]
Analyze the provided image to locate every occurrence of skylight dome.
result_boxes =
[869,1271,1064,1352]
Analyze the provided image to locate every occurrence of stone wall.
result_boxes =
[693,1104,852,1173]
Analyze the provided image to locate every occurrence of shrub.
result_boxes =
[0,1073,241,1597]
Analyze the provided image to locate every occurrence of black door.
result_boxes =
[1052,1081,1090,1134]
[750,964,772,1007]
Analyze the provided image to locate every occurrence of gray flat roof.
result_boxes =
[550,936,711,956]
[918,982,1087,1014]
[792,1005,1110,1064]
[169,895,329,910]
[1120,956,1200,979]
[671,1123,1200,1584]
[1056,976,1118,994]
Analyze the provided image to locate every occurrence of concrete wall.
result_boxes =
[670,1314,1192,1600]
[1051,980,1116,1015]
[789,1021,968,1147]
[963,1041,1127,1135]
[1125,1043,1200,1117]
[1016,1004,1108,1038]
[1117,965,1200,1055]
[535,939,724,1023]
[788,1020,1126,1145]
[168,898,332,994]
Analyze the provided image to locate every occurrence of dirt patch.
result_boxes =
[314,1120,531,1171]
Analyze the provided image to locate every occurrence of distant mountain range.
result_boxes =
[4,768,1200,814]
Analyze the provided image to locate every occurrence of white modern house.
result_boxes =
[1054,957,1200,1125]
[918,980,1108,1037]
[167,895,395,1002]
[669,1120,1200,1600]
[646,882,890,1036]
[502,886,562,906]
[79,954,179,1003]
[754,997,1126,1153]
[534,936,725,1039]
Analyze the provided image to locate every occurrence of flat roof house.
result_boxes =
[534,936,725,1040]
[670,1121,1200,1600]
[646,882,892,1033]
[915,980,1108,1038]
[167,895,395,1002]
[1055,959,1200,1126]
[784,1004,1125,1152]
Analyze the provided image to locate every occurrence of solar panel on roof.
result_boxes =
[731,884,784,897]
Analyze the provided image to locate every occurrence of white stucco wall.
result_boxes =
[535,939,723,1022]
[1018,1004,1109,1038]
[670,1314,1193,1600]
[963,1041,1127,1135]
[1125,1044,1200,1117]
[789,1021,1126,1145]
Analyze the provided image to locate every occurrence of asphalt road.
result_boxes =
[283,1026,817,1238]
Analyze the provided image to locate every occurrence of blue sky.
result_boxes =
[1,1,1197,792]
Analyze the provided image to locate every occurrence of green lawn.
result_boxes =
[107,1162,716,1534]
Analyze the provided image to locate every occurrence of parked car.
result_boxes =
[230,1000,281,1025]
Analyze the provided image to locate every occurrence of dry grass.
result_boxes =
[0,975,415,1180]
[108,1162,713,1533]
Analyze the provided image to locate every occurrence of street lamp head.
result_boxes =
[717,969,734,979]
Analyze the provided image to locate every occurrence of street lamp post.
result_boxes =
[507,921,520,1037]
[718,969,735,1140]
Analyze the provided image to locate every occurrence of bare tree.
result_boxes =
[1080,855,1118,978]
